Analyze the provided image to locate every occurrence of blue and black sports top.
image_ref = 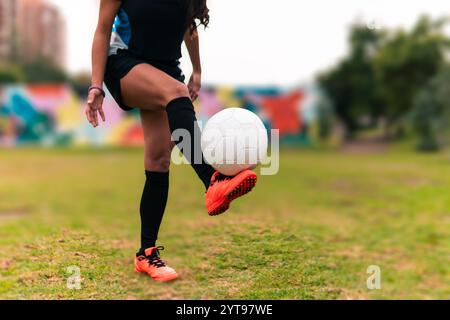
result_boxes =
[109,0,188,61]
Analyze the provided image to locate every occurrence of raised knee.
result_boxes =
[174,84,190,98]
[144,153,171,172]
[163,84,189,105]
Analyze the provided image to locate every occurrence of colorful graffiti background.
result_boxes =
[0,84,316,147]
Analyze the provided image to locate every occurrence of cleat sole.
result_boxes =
[208,174,257,216]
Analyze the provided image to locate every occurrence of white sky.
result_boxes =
[48,0,450,86]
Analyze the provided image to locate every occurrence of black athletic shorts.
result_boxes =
[104,49,186,111]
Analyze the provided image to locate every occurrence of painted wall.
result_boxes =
[0,84,315,147]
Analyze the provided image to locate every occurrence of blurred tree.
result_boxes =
[69,72,91,98]
[411,65,450,151]
[374,16,450,138]
[21,56,68,83]
[0,64,25,84]
[411,90,439,151]
[429,65,450,118]
[316,94,335,141]
[318,24,383,140]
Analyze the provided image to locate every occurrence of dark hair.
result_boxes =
[185,0,210,34]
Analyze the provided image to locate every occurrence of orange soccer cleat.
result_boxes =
[206,170,258,216]
[134,246,178,282]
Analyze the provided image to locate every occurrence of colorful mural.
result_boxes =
[0,84,315,147]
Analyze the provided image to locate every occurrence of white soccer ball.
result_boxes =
[201,108,268,176]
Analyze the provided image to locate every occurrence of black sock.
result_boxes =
[140,171,169,251]
[166,97,215,189]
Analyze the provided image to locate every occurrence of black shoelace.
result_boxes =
[147,246,166,268]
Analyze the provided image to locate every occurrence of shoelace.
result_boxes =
[147,246,166,268]
[137,246,167,268]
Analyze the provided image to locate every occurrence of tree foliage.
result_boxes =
[411,65,450,151]
[318,16,450,143]
[21,56,68,83]
[318,24,382,139]
[316,94,334,141]
[373,16,450,133]
[69,72,91,98]
[0,64,25,84]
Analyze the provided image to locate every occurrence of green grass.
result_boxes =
[0,147,449,300]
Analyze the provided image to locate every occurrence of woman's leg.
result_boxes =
[121,64,228,282]
[121,63,215,189]
[132,104,178,283]
[121,63,257,218]
[139,109,172,251]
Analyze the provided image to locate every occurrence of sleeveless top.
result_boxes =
[109,0,188,61]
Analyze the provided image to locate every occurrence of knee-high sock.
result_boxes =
[166,97,215,189]
[140,171,169,250]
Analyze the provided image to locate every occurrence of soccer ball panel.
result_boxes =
[201,108,269,176]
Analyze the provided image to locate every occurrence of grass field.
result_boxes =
[0,147,449,300]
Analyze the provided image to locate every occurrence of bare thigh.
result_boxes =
[120,63,189,111]
[140,109,175,172]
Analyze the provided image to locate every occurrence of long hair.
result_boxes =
[185,0,210,34]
